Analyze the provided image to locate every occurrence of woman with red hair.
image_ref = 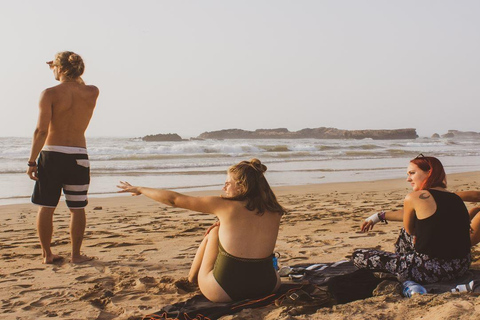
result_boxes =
[352,155,474,283]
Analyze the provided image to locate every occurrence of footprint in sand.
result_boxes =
[284,256,310,262]
[10,268,45,276]
[93,242,139,249]
[349,233,375,238]
[140,248,158,254]
[316,240,337,245]
[173,253,191,260]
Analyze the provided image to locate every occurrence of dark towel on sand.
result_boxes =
[142,284,303,320]
[143,262,480,320]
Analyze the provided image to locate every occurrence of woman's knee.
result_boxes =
[469,207,480,220]
[207,224,219,238]
[470,211,480,246]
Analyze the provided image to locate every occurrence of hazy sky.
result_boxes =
[1,1,479,138]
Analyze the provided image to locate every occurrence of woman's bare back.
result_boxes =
[217,200,281,259]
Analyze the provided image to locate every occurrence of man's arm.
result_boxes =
[27,90,52,181]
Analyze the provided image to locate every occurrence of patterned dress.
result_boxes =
[352,228,470,284]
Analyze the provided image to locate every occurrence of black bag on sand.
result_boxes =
[327,269,385,304]
[274,284,336,315]
[276,269,387,311]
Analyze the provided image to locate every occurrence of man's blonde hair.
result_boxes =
[55,51,85,79]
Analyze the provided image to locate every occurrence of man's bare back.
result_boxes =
[44,82,99,148]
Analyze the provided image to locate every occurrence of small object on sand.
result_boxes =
[402,280,427,297]
[93,206,103,210]
[278,266,293,277]
[373,280,402,296]
[451,280,478,293]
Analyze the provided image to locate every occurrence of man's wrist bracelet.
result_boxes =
[28,161,37,167]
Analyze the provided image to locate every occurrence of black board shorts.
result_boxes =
[32,146,90,209]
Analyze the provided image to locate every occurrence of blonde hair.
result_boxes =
[225,158,285,215]
[54,51,85,79]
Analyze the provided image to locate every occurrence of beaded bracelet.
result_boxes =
[378,211,388,224]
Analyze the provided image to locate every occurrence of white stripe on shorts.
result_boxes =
[65,194,88,202]
[43,145,88,154]
[63,184,89,192]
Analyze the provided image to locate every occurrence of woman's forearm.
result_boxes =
[385,209,404,222]
[138,187,179,207]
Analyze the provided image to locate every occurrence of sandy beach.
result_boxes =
[1,172,480,320]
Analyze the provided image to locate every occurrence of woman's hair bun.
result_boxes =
[250,158,267,173]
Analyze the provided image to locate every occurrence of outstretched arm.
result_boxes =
[117,181,226,214]
[456,191,480,202]
[360,209,404,232]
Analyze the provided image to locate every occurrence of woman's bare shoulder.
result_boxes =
[405,190,432,202]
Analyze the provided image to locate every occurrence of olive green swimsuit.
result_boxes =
[213,241,278,301]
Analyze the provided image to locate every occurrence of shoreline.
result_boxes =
[3,170,480,208]
[1,171,479,319]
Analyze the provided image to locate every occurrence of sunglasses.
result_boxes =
[46,61,57,69]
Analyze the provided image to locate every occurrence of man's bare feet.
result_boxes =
[43,254,64,264]
[71,254,94,264]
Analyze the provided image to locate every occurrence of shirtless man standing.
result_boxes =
[27,51,99,264]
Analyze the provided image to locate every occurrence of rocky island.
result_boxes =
[440,130,480,139]
[197,127,418,140]
[142,127,419,141]
[142,133,184,142]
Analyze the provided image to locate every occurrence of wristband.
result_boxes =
[28,161,37,167]
[378,210,388,224]
[366,212,381,224]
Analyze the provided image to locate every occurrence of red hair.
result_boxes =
[410,156,447,190]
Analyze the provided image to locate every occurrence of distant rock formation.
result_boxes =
[142,133,184,142]
[197,127,418,140]
[441,130,480,139]
[431,133,440,139]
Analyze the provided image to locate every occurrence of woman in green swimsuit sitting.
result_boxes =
[117,158,285,302]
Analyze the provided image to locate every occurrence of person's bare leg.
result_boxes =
[197,226,231,302]
[471,207,480,247]
[188,235,208,283]
[70,208,92,263]
[469,207,480,221]
[188,222,220,283]
[37,207,62,264]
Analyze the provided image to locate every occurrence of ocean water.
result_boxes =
[1,136,480,206]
